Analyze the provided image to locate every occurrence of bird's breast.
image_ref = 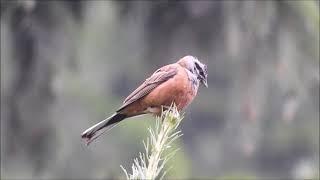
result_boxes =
[143,66,198,112]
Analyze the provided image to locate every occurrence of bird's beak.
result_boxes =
[202,78,208,88]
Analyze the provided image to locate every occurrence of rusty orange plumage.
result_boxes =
[81,55,208,145]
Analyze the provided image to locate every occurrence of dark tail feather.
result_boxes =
[81,113,126,145]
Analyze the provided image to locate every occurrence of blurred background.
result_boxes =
[1,0,319,179]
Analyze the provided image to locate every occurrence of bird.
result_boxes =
[81,55,208,145]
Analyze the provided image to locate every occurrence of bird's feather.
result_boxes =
[117,65,178,112]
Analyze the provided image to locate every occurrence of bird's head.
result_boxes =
[178,55,208,87]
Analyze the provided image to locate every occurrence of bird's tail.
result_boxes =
[81,113,127,145]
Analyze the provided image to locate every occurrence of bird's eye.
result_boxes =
[195,62,201,70]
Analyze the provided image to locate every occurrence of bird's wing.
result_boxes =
[116,64,178,112]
